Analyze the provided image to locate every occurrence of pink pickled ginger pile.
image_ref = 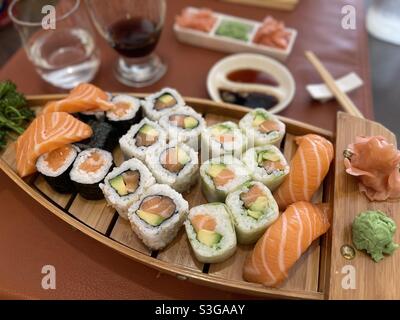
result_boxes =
[344,136,400,201]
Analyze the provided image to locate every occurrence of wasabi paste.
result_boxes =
[352,210,398,262]
[215,20,252,41]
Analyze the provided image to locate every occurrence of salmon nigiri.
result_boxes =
[16,112,93,177]
[42,83,114,114]
[243,201,330,287]
[273,134,334,210]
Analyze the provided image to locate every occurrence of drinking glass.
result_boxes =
[367,0,400,46]
[8,0,100,89]
[85,0,167,88]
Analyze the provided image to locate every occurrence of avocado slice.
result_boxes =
[197,229,223,247]
[257,150,281,164]
[252,113,267,126]
[247,209,263,220]
[139,124,158,136]
[176,148,190,165]
[110,175,128,196]
[211,124,230,136]
[249,196,268,212]
[137,210,165,226]
[184,116,199,129]
[207,163,226,178]
[155,93,177,110]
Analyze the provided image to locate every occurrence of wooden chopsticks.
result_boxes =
[305,51,365,119]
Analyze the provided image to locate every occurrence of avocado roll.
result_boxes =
[145,141,199,193]
[100,158,156,220]
[242,145,289,191]
[159,106,205,151]
[239,108,285,148]
[226,181,279,245]
[184,203,237,264]
[142,87,185,121]
[70,148,114,200]
[128,184,189,250]
[36,144,79,194]
[106,95,142,136]
[201,121,248,161]
[119,118,167,162]
[200,155,251,202]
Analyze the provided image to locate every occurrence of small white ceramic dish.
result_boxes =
[306,72,363,102]
[173,7,297,61]
[207,53,296,114]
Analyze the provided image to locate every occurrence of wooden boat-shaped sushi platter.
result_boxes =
[1,95,399,300]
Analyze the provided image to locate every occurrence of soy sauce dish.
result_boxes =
[207,53,296,114]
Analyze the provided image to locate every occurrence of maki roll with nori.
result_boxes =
[70,148,113,200]
[119,118,167,161]
[78,110,105,122]
[145,141,199,193]
[106,95,142,136]
[100,158,156,220]
[36,145,79,193]
[76,120,119,152]
[142,88,185,121]
[158,106,205,151]
[127,184,189,250]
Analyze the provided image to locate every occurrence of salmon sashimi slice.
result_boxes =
[213,168,235,187]
[273,134,334,210]
[42,83,114,114]
[191,214,216,232]
[16,112,93,177]
[140,195,176,219]
[240,184,265,208]
[243,201,330,288]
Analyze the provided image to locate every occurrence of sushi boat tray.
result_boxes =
[1,95,399,300]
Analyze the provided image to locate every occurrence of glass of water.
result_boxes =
[8,0,100,89]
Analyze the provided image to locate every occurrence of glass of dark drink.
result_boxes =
[86,0,166,87]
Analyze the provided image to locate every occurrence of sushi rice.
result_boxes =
[128,184,189,250]
[100,158,156,220]
[200,155,251,202]
[70,148,114,200]
[142,87,185,121]
[145,141,199,193]
[201,121,248,161]
[119,118,167,161]
[242,145,289,191]
[239,108,285,148]
[158,106,205,151]
[226,181,279,245]
[185,203,237,263]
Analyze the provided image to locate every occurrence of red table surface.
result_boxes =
[0,0,372,299]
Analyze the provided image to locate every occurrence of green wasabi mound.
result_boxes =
[352,210,398,262]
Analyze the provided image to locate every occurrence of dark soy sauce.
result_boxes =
[108,18,161,58]
[219,89,279,110]
[227,69,279,87]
